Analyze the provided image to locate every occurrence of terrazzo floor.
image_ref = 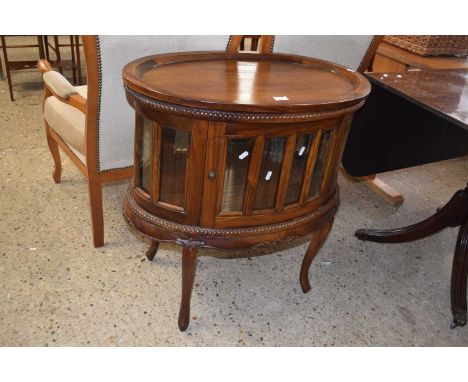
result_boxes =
[1,40,468,346]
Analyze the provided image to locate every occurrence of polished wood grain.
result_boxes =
[344,69,468,205]
[123,52,369,330]
[124,52,370,113]
[368,70,468,128]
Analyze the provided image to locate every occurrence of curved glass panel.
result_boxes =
[139,117,152,194]
[284,134,314,205]
[253,137,286,210]
[309,130,334,198]
[221,138,254,212]
[159,127,190,207]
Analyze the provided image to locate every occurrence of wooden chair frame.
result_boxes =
[38,36,132,247]
[227,35,273,53]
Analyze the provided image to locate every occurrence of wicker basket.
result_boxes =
[383,35,468,57]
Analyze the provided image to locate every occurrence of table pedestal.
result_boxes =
[355,184,468,328]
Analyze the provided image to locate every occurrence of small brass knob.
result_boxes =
[208,170,217,180]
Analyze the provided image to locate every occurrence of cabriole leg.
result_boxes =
[300,221,333,293]
[146,240,160,261]
[178,245,198,331]
[45,125,62,184]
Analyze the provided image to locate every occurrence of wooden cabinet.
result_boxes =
[123,52,370,330]
[133,113,344,231]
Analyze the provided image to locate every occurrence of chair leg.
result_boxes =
[300,221,333,293]
[146,240,160,261]
[87,174,104,247]
[45,125,62,183]
[1,36,14,101]
[178,245,198,331]
[0,51,4,81]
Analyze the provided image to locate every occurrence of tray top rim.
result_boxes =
[122,51,371,114]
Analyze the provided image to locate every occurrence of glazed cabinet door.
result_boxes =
[200,118,347,228]
[133,112,207,225]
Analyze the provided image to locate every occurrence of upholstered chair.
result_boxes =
[268,35,382,73]
[38,35,231,247]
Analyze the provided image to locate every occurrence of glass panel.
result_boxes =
[284,134,314,205]
[138,117,152,194]
[253,137,286,210]
[221,138,254,212]
[159,127,190,207]
[309,130,334,198]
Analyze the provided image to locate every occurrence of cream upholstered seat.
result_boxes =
[43,84,88,163]
[44,94,86,155]
[271,36,380,73]
[39,36,231,247]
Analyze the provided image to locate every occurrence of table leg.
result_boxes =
[451,217,468,328]
[145,240,159,261]
[340,168,404,206]
[355,184,468,328]
[355,186,468,243]
[178,245,198,331]
[300,221,333,293]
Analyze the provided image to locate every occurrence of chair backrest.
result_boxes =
[270,36,381,73]
[84,36,230,173]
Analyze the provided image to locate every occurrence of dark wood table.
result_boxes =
[345,69,468,328]
[122,51,370,330]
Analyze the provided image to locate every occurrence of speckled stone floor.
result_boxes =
[1,38,468,346]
